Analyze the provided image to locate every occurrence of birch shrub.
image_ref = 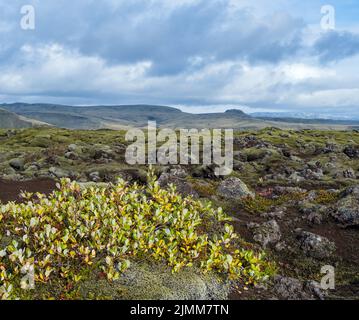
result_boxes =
[0,171,274,299]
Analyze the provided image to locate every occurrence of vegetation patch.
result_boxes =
[0,171,274,300]
[191,180,217,198]
[313,190,340,205]
[238,193,308,214]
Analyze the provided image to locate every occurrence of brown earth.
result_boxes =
[226,195,359,300]
[0,179,56,203]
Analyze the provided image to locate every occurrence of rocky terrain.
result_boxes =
[0,127,358,300]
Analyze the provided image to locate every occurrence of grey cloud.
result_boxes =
[0,0,305,76]
[0,0,358,114]
[314,30,359,63]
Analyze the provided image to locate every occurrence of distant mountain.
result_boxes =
[251,111,359,125]
[251,111,359,121]
[1,103,358,130]
[225,109,251,117]
[0,108,49,129]
[0,103,253,130]
[251,112,323,119]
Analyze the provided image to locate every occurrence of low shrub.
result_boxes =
[0,171,274,299]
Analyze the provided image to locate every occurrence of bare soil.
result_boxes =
[0,179,56,203]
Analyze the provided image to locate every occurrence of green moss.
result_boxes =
[237,192,308,214]
[191,180,217,198]
[239,195,277,214]
[313,190,340,205]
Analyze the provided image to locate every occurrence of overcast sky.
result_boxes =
[0,0,359,115]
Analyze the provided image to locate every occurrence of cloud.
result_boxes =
[314,30,359,63]
[0,0,358,116]
[295,88,359,108]
[0,0,305,74]
[0,43,338,108]
[0,44,153,96]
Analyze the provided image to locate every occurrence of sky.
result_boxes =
[0,0,359,116]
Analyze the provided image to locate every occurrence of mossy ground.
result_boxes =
[1,127,358,300]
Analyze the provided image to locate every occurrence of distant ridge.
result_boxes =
[0,103,252,129]
[1,103,358,130]
[0,108,49,129]
[225,109,250,116]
